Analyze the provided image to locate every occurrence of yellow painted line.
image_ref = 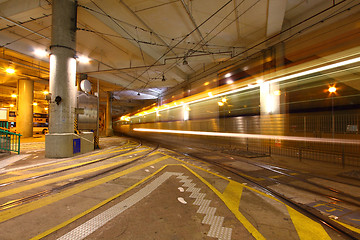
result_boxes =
[164,153,280,202]
[222,181,244,210]
[333,219,360,234]
[0,156,168,223]
[161,152,262,181]
[287,206,332,240]
[0,147,148,185]
[181,164,265,240]
[30,164,169,240]
[1,141,133,174]
[269,175,283,179]
[0,149,150,198]
[164,153,335,240]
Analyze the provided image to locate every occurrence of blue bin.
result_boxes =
[73,138,81,154]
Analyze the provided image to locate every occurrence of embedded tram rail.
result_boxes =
[0,140,158,211]
[161,143,360,239]
[0,136,359,239]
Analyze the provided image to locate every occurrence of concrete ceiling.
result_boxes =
[0,0,357,114]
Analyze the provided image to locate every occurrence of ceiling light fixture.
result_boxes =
[34,49,48,58]
[77,55,90,64]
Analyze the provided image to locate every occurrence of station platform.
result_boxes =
[0,136,359,239]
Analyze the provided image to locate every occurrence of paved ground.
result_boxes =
[0,136,358,239]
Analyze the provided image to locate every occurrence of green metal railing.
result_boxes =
[0,127,21,154]
[0,121,9,129]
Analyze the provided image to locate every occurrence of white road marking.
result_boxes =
[177,197,187,204]
[178,187,184,192]
[145,169,150,172]
[57,172,183,240]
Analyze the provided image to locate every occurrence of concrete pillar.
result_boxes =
[45,0,77,158]
[17,78,33,137]
[106,91,113,136]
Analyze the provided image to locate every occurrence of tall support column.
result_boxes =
[260,44,285,145]
[45,0,78,158]
[17,78,33,137]
[105,91,113,137]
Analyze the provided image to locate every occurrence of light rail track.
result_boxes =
[169,149,360,240]
[0,142,158,211]
[0,141,142,187]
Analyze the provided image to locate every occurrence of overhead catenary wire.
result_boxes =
[160,0,358,98]
[118,0,235,94]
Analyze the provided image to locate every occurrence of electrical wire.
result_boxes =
[161,0,359,97]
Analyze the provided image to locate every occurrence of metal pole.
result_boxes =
[332,96,334,138]
[96,78,100,148]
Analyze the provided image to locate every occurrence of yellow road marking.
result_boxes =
[0,149,150,198]
[162,153,273,201]
[0,147,148,185]
[0,156,168,223]
[269,175,283,179]
[181,164,265,240]
[333,219,360,234]
[222,181,244,210]
[161,152,265,181]
[1,141,133,175]
[30,165,169,240]
[287,206,332,240]
[165,153,335,239]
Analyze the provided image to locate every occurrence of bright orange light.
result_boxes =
[273,90,281,96]
[33,102,38,106]
[10,104,14,108]
[5,68,15,74]
[208,92,213,97]
[204,82,210,86]
[11,94,17,98]
[221,97,227,103]
[43,90,49,95]
[218,101,224,106]
[44,107,48,111]
[328,86,336,93]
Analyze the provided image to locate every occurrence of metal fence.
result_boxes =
[0,127,21,154]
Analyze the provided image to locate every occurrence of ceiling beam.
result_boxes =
[266,0,287,37]
[0,0,50,18]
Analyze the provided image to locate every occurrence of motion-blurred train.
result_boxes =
[114,47,360,167]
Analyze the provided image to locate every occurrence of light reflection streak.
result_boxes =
[133,128,360,145]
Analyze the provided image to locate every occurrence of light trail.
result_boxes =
[133,128,360,145]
